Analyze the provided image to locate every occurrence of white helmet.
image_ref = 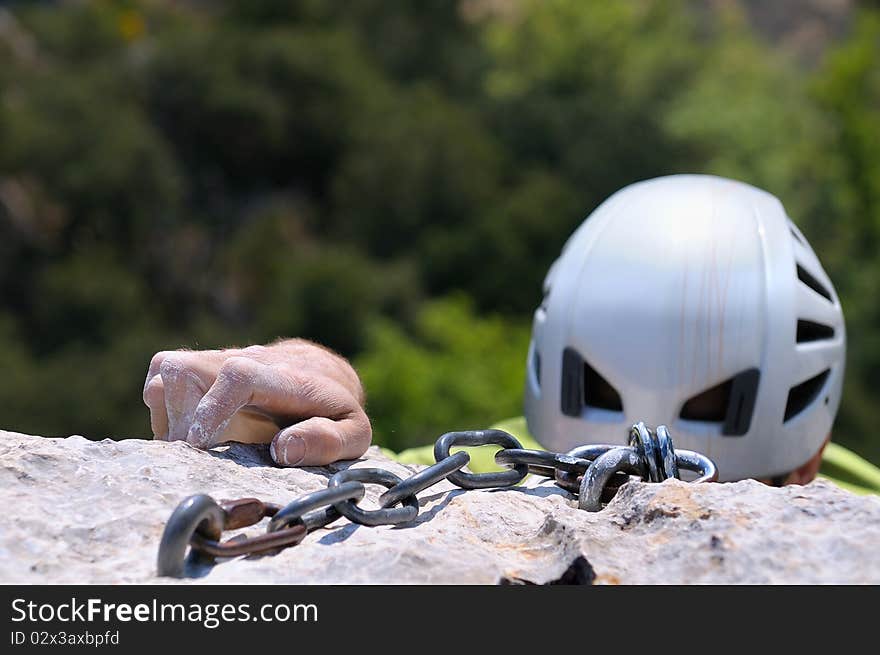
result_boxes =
[524,174,846,481]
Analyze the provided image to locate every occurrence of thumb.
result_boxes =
[270,412,372,467]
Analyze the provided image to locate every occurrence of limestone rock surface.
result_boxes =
[1,430,878,584]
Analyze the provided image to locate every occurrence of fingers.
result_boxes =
[185,356,264,449]
[144,350,171,393]
[161,354,212,443]
[144,350,205,442]
[143,351,174,440]
[187,360,364,451]
[143,375,169,440]
[145,344,371,460]
[270,409,372,467]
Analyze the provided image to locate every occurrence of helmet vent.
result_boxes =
[789,223,805,245]
[533,349,542,388]
[796,319,835,343]
[560,348,624,416]
[784,368,831,422]
[561,348,584,416]
[584,361,623,412]
[797,263,833,302]
[679,368,760,436]
[680,380,731,423]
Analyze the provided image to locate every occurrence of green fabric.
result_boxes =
[392,416,880,495]
[818,441,880,495]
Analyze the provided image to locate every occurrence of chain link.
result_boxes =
[267,481,365,533]
[156,495,307,578]
[379,450,470,508]
[157,423,718,577]
[328,468,421,526]
[434,429,528,488]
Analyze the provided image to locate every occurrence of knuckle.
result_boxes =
[158,353,190,378]
[151,349,186,370]
[286,372,316,394]
[143,376,165,406]
[218,356,260,382]
[150,350,177,370]
[239,344,269,359]
[148,352,167,372]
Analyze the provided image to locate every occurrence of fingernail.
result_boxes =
[273,434,305,467]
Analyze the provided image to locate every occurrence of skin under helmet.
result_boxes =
[524,174,846,482]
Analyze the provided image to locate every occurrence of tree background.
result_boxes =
[0,0,878,464]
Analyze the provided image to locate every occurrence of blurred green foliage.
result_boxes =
[358,295,530,448]
[0,0,878,461]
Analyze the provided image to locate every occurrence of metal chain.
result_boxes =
[157,422,718,577]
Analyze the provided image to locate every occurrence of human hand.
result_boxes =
[142,339,371,467]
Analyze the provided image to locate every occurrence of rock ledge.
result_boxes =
[1,430,878,584]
